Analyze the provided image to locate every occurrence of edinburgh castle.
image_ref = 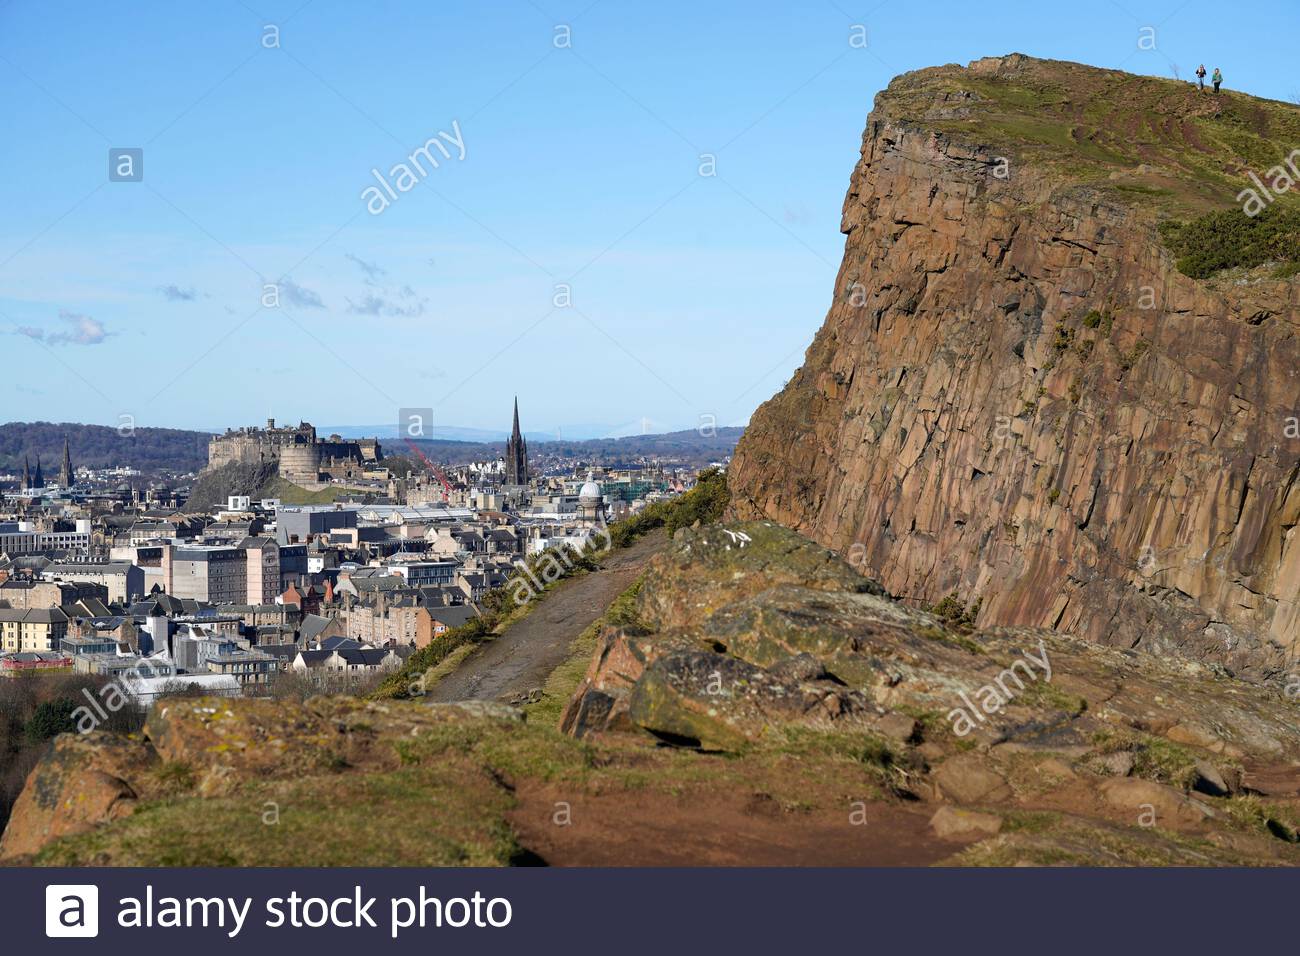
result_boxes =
[208,419,382,484]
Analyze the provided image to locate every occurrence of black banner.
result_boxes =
[11,867,1292,952]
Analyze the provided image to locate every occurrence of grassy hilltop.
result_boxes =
[881,55,1300,277]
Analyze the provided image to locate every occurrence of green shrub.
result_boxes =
[607,467,730,548]
[1051,324,1075,352]
[929,593,981,629]
[372,614,496,699]
[1159,204,1300,278]
[24,698,77,742]
[1118,339,1150,371]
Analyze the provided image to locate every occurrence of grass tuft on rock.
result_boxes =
[1091,728,1209,789]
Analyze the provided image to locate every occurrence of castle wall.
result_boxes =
[207,423,382,484]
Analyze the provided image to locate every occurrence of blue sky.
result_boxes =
[1,0,1294,437]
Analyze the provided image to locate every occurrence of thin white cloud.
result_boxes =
[50,310,110,345]
[279,278,325,309]
[158,284,200,301]
[345,282,427,318]
[15,311,111,346]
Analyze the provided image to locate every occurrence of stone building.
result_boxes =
[207,419,382,484]
[0,608,69,652]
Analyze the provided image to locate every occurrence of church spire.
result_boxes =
[60,436,73,487]
[505,397,528,486]
[22,456,30,490]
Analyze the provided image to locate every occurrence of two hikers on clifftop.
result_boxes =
[1196,65,1223,93]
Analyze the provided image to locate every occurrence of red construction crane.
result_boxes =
[404,438,453,501]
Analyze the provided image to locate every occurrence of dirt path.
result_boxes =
[508,783,962,866]
[426,531,666,703]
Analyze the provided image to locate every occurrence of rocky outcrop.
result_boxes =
[564,522,1300,763]
[0,732,157,860]
[183,458,278,512]
[0,698,525,863]
[562,519,1300,862]
[728,55,1300,676]
[626,649,880,750]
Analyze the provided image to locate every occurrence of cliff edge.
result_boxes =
[729,54,1300,677]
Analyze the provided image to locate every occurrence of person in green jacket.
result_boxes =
[1212,68,1223,93]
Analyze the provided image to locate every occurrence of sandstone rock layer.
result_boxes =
[729,55,1300,675]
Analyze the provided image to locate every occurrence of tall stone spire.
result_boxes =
[505,397,528,486]
[60,436,73,487]
[33,455,44,489]
[22,456,30,490]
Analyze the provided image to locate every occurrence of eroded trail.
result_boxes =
[508,782,959,866]
[426,531,666,703]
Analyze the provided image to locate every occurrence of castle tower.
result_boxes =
[60,436,73,488]
[505,397,528,486]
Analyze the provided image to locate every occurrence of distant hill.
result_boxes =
[403,426,744,467]
[320,421,722,442]
[533,426,745,463]
[0,422,211,476]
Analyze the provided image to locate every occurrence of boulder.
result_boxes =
[1165,722,1228,752]
[930,806,1003,840]
[1190,760,1231,797]
[1093,751,1135,777]
[146,698,335,793]
[560,627,704,737]
[431,701,525,722]
[871,712,921,744]
[1099,777,1215,827]
[933,754,1012,805]
[766,653,833,684]
[702,585,967,688]
[0,732,157,861]
[626,650,879,751]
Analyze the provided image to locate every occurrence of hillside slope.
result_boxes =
[0,422,210,475]
[729,54,1300,676]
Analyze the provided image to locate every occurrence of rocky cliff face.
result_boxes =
[729,55,1300,677]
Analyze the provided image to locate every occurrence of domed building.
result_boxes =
[578,471,605,525]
